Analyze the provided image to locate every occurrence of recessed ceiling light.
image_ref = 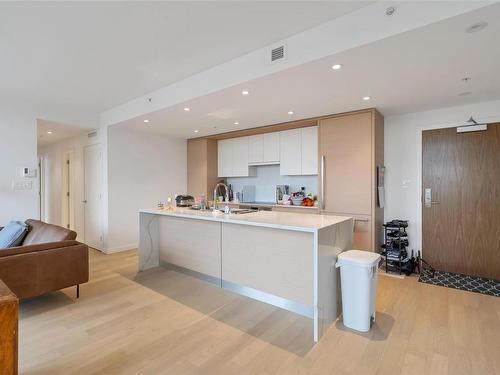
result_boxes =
[234,121,239,125]
[242,90,249,95]
[288,111,294,115]
[183,107,190,112]
[47,131,53,134]
[194,130,199,133]
[465,21,488,33]
[331,64,342,70]
[362,96,371,101]
[143,119,149,123]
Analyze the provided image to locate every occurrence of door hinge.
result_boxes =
[66,191,70,197]
[66,159,70,165]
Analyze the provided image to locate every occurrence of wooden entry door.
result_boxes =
[422,123,500,279]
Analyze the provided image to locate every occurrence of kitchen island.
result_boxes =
[138,208,353,342]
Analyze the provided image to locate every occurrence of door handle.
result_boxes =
[424,188,440,207]
[321,155,325,209]
[82,200,87,203]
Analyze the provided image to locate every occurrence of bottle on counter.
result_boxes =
[166,196,174,210]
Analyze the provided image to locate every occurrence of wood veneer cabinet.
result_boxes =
[187,138,218,199]
[318,109,384,251]
[0,279,18,375]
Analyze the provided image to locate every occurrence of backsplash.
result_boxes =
[227,165,317,202]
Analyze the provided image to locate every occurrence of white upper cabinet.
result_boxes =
[232,137,251,176]
[217,139,233,177]
[279,127,318,176]
[279,129,302,175]
[248,135,264,163]
[301,126,318,175]
[217,137,254,177]
[263,132,280,163]
[248,133,280,165]
[218,127,316,177]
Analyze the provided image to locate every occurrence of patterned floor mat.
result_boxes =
[419,269,500,297]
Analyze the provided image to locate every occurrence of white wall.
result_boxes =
[384,99,500,255]
[227,165,317,202]
[38,131,101,242]
[106,126,187,252]
[0,95,98,227]
[0,106,38,225]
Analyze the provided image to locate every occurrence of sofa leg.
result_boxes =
[76,284,80,299]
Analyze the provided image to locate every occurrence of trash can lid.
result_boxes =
[337,250,381,267]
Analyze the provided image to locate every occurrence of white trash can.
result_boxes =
[336,250,381,332]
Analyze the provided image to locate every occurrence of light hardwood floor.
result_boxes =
[19,249,500,375]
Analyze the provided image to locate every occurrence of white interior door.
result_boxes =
[84,143,102,250]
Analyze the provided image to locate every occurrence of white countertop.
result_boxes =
[216,201,319,210]
[139,208,352,233]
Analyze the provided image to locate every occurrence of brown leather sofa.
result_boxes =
[0,219,89,300]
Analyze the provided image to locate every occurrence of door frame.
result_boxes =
[61,149,75,230]
[83,143,103,251]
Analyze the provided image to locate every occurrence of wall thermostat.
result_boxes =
[23,167,37,178]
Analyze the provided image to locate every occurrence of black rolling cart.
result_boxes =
[380,220,409,275]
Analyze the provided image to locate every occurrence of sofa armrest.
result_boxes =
[0,240,81,258]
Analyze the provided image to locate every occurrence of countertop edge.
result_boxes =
[139,209,352,233]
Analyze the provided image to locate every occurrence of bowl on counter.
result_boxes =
[290,197,304,206]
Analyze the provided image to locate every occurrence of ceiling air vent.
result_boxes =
[87,130,97,138]
[271,45,285,62]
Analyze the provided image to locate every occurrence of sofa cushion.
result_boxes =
[0,221,29,249]
[22,219,77,245]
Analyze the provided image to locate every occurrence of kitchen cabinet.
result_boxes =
[280,126,318,176]
[248,135,263,163]
[248,133,280,165]
[187,138,218,199]
[263,132,280,163]
[301,126,318,175]
[279,129,302,175]
[319,110,384,251]
[217,137,255,177]
[232,137,251,176]
[217,139,233,177]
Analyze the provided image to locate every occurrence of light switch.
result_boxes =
[12,180,33,191]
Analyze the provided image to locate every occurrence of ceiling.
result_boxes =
[115,3,500,139]
[0,1,372,114]
[37,119,92,147]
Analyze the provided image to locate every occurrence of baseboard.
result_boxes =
[103,243,138,254]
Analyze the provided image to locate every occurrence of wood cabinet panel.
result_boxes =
[321,212,372,251]
[0,279,18,375]
[319,112,372,215]
[222,223,314,306]
[187,138,218,199]
[159,216,221,278]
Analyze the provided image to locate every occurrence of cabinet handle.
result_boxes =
[321,155,325,209]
